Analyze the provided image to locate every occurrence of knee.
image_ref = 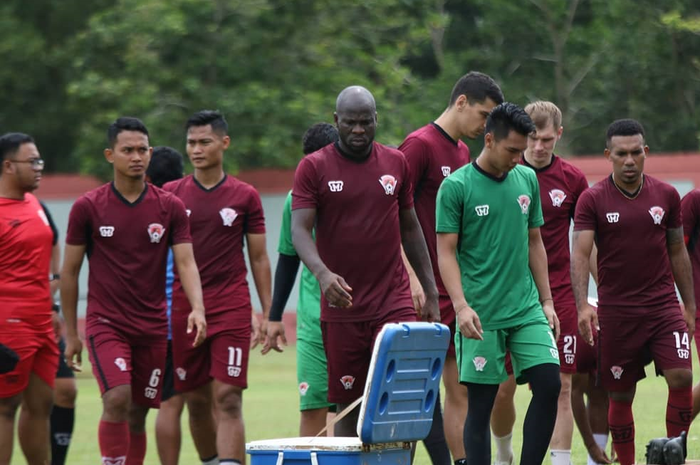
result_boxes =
[0,396,21,418]
[102,386,131,417]
[529,364,561,401]
[216,387,243,418]
[665,368,693,389]
[128,404,149,432]
[54,380,78,407]
[185,390,212,417]
[558,374,572,400]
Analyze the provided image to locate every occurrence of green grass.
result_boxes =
[10,345,700,464]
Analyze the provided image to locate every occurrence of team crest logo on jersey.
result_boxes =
[517,195,531,214]
[99,226,115,237]
[328,180,344,192]
[472,356,487,372]
[147,223,166,243]
[299,382,309,396]
[37,209,49,226]
[379,175,397,195]
[606,212,620,223]
[441,166,451,177]
[610,365,624,380]
[340,375,355,390]
[102,456,126,465]
[219,207,238,227]
[176,367,187,381]
[475,205,489,217]
[114,358,127,372]
[549,189,567,208]
[648,206,665,225]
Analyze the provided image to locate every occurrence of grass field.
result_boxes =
[9,344,700,464]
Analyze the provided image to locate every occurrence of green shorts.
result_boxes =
[296,306,333,411]
[456,317,560,385]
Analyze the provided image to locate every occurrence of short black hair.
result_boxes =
[107,117,149,148]
[186,110,228,135]
[606,119,645,147]
[484,102,535,141]
[0,133,34,161]
[147,146,184,188]
[302,123,339,155]
[449,72,504,107]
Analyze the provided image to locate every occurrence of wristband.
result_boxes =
[49,273,60,281]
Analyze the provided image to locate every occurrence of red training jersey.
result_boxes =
[574,175,681,312]
[681,189,700,312]
[164,175,266,321]
[292,142,414,322]
[399,123,470,296]
[0,193,53,333]
[65,183,191,337]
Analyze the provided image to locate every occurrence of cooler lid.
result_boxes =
[246,437,362,451]
[356,322,450,443]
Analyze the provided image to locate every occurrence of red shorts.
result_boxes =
[439,296,456,358]
[598,305,691,391]
[86,323,167,408]
[171,312,251,392]
[556,305,578,374]
[0,331,58,398]
[322,309,417,404]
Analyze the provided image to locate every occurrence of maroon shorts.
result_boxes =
[439,295,457,358]
[171,312,251,392]
[556,305,578,374]
[598,305,691,391]
[576,329,599,374]
[695,315,700,360]
[0,330,58,398]
[322,309,417,404]
[86,323,167,408]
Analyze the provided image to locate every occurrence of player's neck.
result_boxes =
[475,152,507,179]
[0,179,27,200]
[113,175,146,202]
[612,173,644,197]
[522,150,553,169]
[434,111,463,141]
[194,166,225,189]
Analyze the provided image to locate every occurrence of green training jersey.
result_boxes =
[278,191,321,337]
[436,162,545,330]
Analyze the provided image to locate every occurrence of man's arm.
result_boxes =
[172,243,206,347]
[571,230,598,345]
[50,243,61,298]
[60,244,86,371]
[668,226,696,336]
[437,232,482,339]
[528,227,560,340]
[263,253,299,354]
[292,207,352,308]
[399,208,438,321]
[401,247,425,314]
[247,233,272,348]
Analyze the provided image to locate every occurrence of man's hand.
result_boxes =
[585,442,611,464]
[683,304,696,338]
[421,294,440,322]
[318,270,352,308]
[542,300,560,341]
[251,314,262,349]
[262,321,287,354]
[578,303,598,346]
[52,311,62,340]
[64,335,83,372]
[408,272,426,316]
[187,309,207,347]
[456,304,483,340]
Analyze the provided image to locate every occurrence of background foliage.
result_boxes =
[3,0,700,178]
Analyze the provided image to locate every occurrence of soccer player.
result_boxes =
[398,71,503,465]
[147,146,187,465]
[436,102,562,465]
[61,117,207,465]
[0,132,56,465]
[264,122,339,436]
[164,110,272,465]
[292,86,439,436]
[572,119,695,465]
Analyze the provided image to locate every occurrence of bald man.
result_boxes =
[292,86,439,436]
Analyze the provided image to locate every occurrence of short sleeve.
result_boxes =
[397,153,414,210]
[277,191,296,256]
[436,176,463,234]
[528,172,544,228]
[245,187,266,234]
[65,196,91,246]
[574,189,597,232]
[399,136,429,199]
[666,186,682,230]
[168,196,192,245]
[681,190,699,243]
[292,157,319,210]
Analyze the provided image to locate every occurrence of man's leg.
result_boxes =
[127,402,151,465]
[519,364,561,465]
[300,408,328,436]
[100,384,132,464]
[663,368,693,437]
[213,381,245,464]
[442,357,467,462]
[0,394,22,465]
[184,383,218,461]
[422,391,452,465]
[51,346,77,465]
[156,394,185,465]
[490,374,516,465]
[608,388,636,465]
[296,336,333,437]
[464,382,499,463]
[549,372,573,465]
[572,372,610,464]
[333,402,361,437]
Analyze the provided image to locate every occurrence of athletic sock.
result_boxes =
[201,455,219,465]
[666,386,692,437]
[453,459,467,465]
[126,431,147,465]
[98,420,129,464]
[50,405,74,465]
[219,460,241,465]
[608,399,634,465]
[550,449,571,465]
[493,432,513,464]
[422,391,451,465]
[587,434,608,465]
[520,364,560,465]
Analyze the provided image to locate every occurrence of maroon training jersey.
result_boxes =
[65,183,191,336]
[292,142,414,322]
[399,123,470,296]
[522,155,588,307]
[681,189,700,309]
[574,175,681,310]
[0,193,53,333]
[164,175,266,321]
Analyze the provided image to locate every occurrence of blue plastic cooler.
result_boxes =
[247,322,450,465]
